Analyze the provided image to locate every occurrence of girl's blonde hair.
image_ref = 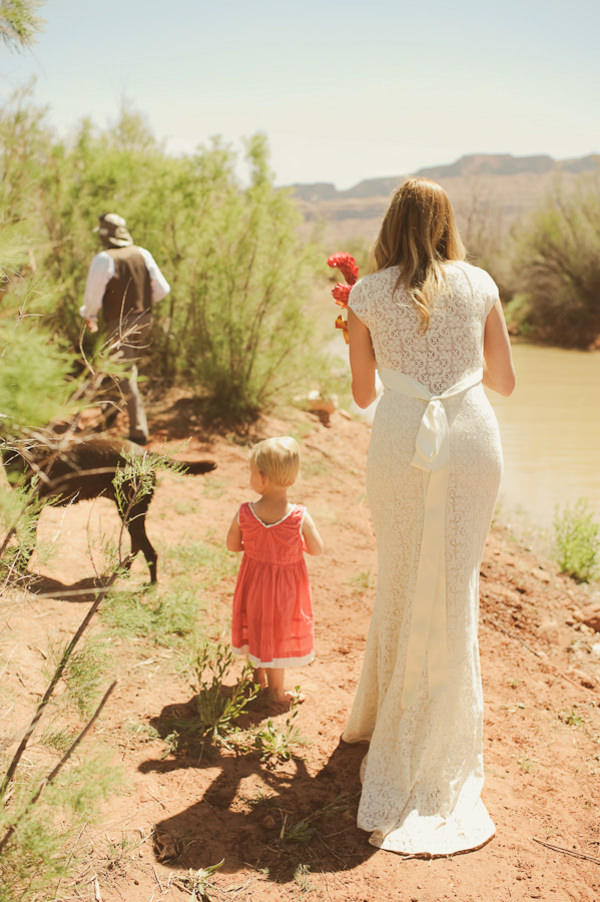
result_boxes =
[372,177,466,330]
[250,436,300,486]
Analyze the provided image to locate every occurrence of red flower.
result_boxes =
[327,252,359,342]
[327,252,359,286]
[331,282,351,309]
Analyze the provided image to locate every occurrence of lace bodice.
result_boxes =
[348,261,498,394]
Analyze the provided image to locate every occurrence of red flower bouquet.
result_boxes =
[327,252,359,344]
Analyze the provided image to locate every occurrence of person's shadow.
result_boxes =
[25,573,110,603]
[143,698,376,886]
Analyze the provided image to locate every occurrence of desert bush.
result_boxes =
[453,180,515,300]
[0,311,76,430]
[553,498,600,582]
[507,175,600,347]
[144,133,320,424]
[0,87,324,425]
[0,1,45,53]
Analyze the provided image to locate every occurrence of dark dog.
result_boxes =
[1,436,216,583]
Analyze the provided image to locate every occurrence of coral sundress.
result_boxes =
[231,502,314,668]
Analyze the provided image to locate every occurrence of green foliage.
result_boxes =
[0,482,42,582]
[559,707,583,727]
[251,700,301,762]
[44,636,110,718]
[172,860,225,901]
[185,643,258,747]
[0,749,122,902]
[165,538,238,586]
[553,498,600,582]
[0,217,97,434]
[0,85,324,427]
[0,1,45,52]
[508,176,600,347]
[161,643,258,756]
[150,133,320,424]
[112,447,157,551]
[281,792,358,846]
[100,584,204,646]
[347,570,375,592]
[0,311,75,429]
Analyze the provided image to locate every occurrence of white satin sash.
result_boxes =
[377,366,484,710]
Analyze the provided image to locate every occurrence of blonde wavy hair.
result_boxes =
[250,436,300,486]
[372,177,465,330]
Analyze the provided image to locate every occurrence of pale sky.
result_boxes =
[1,0,599,189]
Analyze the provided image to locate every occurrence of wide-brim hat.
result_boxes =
[95,212,133,248]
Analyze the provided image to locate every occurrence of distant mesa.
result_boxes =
[287,153,600,202]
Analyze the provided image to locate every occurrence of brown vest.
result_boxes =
[102,246,152,322]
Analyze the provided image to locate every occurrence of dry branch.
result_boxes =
[0,680,117,855]
[533,837,600,865]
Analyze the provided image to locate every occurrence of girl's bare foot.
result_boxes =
[253,667,269,690]
[268,688,305,709]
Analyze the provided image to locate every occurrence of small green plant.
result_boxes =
[282,792,358,846]
[190,643,258,744]
[162,643,258,755]
[252,698,301,762]
[347,570,375,592]
[559,707,583,727]
[172,860,225,901]
[518,756,537,773]
[553,498,600,582]
[293,862,314,893]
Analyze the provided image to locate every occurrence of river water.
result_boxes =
[487,343,600,529]
[351,343,600,531]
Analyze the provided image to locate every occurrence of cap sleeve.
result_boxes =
[348,278,371,329]
[482,271,500,317]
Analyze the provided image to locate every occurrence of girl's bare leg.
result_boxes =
[253,667,268,689]
[266,668,286,702]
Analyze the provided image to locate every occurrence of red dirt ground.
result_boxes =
[2,398,600,902]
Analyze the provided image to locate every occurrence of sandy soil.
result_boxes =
[2,398,600,902]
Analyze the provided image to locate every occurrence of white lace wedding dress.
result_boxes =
[343,261,502,856]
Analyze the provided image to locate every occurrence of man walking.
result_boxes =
[80,213,170,444]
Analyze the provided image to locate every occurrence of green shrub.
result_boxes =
[509,176,600,348]
[553,498,600,582]
[1,86,325,427]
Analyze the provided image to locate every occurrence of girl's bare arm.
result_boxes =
[302,511,324,556]
[226,512,244,551]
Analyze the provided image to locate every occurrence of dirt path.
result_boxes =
[2,402,600,901]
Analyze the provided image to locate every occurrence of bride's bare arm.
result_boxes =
[483,300,516,397]
[348,309,377,408]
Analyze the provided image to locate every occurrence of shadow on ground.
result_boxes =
[143,699,375,886]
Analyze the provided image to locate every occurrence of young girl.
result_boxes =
[226,436,324,706]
